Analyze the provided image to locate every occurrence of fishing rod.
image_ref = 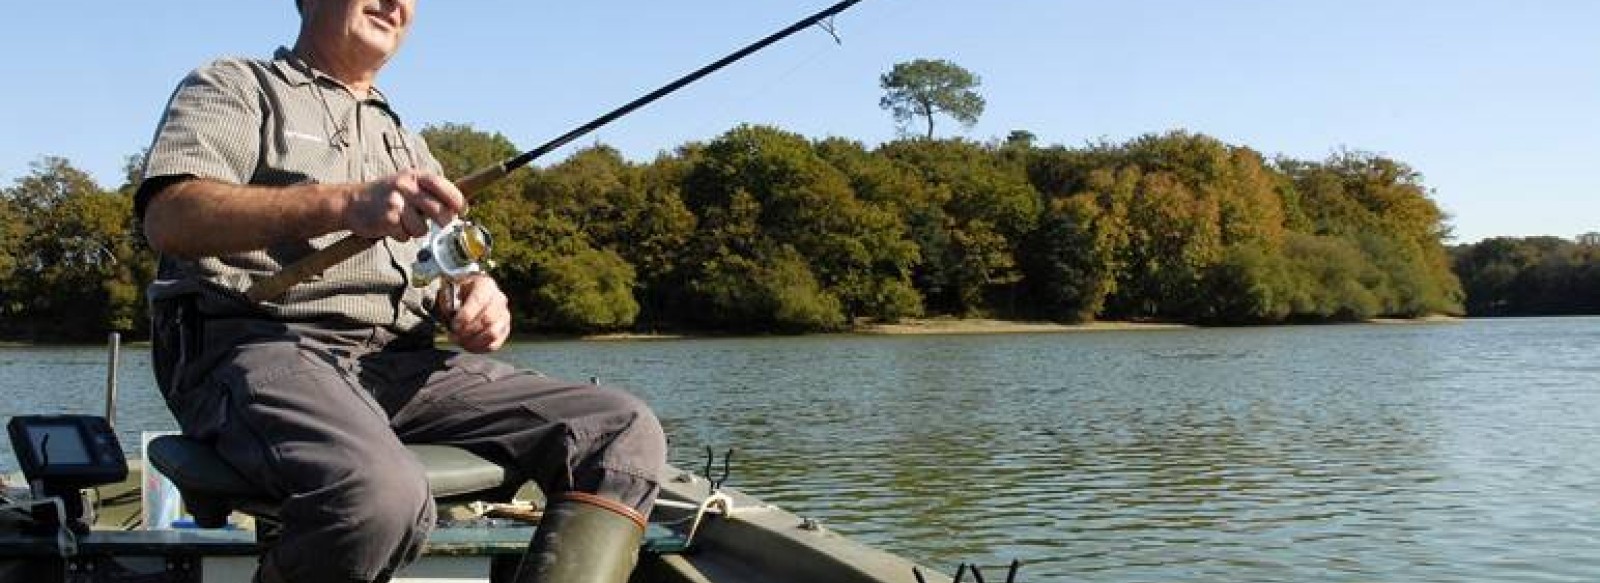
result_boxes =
[247,0,867,302]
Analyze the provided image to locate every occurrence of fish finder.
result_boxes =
[7,414,128,532]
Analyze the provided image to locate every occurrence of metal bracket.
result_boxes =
[701,447,735,491]
[914,559,1023,583]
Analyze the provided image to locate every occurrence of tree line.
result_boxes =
[1,126,1475,341]
[1452,235,1600,317]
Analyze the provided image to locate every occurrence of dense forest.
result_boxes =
[0,125,1500,341]
[1452,235,1600,316]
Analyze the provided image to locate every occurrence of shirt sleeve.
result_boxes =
[136,59,264,214]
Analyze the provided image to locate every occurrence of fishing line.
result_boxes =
[675,36,848,144]
[590,6,865,157]
[675,0,913,145]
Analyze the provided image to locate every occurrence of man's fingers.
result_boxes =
[399,206,429,238]
[397,172,456,227]
[417,173,467,219]
[446,277,509,352]
[453,315,494,350]
[404,195,444,225]
[455,317,507,353]
[450,289,488,335]
[347,171,466,240]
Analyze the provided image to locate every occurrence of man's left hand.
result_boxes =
[442,274,511,353]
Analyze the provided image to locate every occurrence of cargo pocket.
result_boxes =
[150,297,230,440]
[151,297,195,397]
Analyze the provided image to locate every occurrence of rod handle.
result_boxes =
[245,235,376,302]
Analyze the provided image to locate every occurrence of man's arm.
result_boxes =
[143,169,466,259]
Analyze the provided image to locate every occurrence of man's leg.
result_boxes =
[365,349,666,583]
[207,338,436,583]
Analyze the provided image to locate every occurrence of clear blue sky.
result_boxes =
[2,1,1595,243]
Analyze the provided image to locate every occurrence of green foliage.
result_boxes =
[878,59,986,139]
[1279,233,1382,320]
[678,125,917,328]
[686,247,845,333]
[3,120,1480,340]
[530,246,640,332]
[1019,194,1117,322]
[0,196,20,281]
[0,157,152,340]
[1453,236,1600,316]
[1019,132,1458,324]
[1201,243,1294,324]
[878,138,1038,316]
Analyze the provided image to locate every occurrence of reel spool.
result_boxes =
[412,219,494,287]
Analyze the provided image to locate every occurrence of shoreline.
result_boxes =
[573,318,1192,341]
[0,314,1474,346]
[1367,314,1463,325]
[851,318,1190,336]
[574,315,1465,341]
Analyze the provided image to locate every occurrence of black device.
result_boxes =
[7,415,128,533]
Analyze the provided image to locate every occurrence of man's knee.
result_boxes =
[353,467,436,554]
[591,387,667,475]
[273,461,436,582]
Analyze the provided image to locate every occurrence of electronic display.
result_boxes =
[23,423,93,465]
[7,415,127,488]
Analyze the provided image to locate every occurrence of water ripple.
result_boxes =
[6,318,1600,581]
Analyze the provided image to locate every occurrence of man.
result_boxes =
[137,1,665,582]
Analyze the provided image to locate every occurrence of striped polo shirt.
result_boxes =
[140,47,442,333]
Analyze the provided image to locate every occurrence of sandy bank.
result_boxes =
[532,315,1458,342]
[1367,314,1464,325]
[856,318,1190,336]
[565,318,1189,341]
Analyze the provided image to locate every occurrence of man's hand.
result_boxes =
[440,274,512,353]
[345,169,466,241]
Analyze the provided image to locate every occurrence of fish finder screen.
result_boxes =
[24,423,92,466]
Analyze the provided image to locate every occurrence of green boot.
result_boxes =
[514,492,647,583]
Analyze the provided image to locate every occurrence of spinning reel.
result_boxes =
[411,219,495,288]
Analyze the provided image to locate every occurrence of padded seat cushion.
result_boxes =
[408,444,513,499]
[148,436,510,501]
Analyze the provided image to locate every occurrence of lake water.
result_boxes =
[2,317,1598,582]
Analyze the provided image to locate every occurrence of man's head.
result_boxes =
[293,0,415,83]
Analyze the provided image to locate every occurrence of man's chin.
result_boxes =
[352,37,402,62]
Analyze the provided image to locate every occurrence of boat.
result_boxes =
[0,336,953,583]
[0,438,947,583]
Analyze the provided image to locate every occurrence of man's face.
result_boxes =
[301,0,415,65]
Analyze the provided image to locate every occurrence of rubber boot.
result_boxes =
[514,492,647,583]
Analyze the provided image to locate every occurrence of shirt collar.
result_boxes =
[270,46,390,105]
[270,46,318,87]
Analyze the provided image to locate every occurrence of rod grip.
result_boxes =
[454,163,508,197]
[244,235,376,302]
[242,166,507,303]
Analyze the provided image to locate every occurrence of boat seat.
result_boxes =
[146,435,517,529]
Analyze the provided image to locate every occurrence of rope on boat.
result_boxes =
[656,491,736,547]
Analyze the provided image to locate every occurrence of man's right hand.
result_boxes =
[344,169,467,241]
